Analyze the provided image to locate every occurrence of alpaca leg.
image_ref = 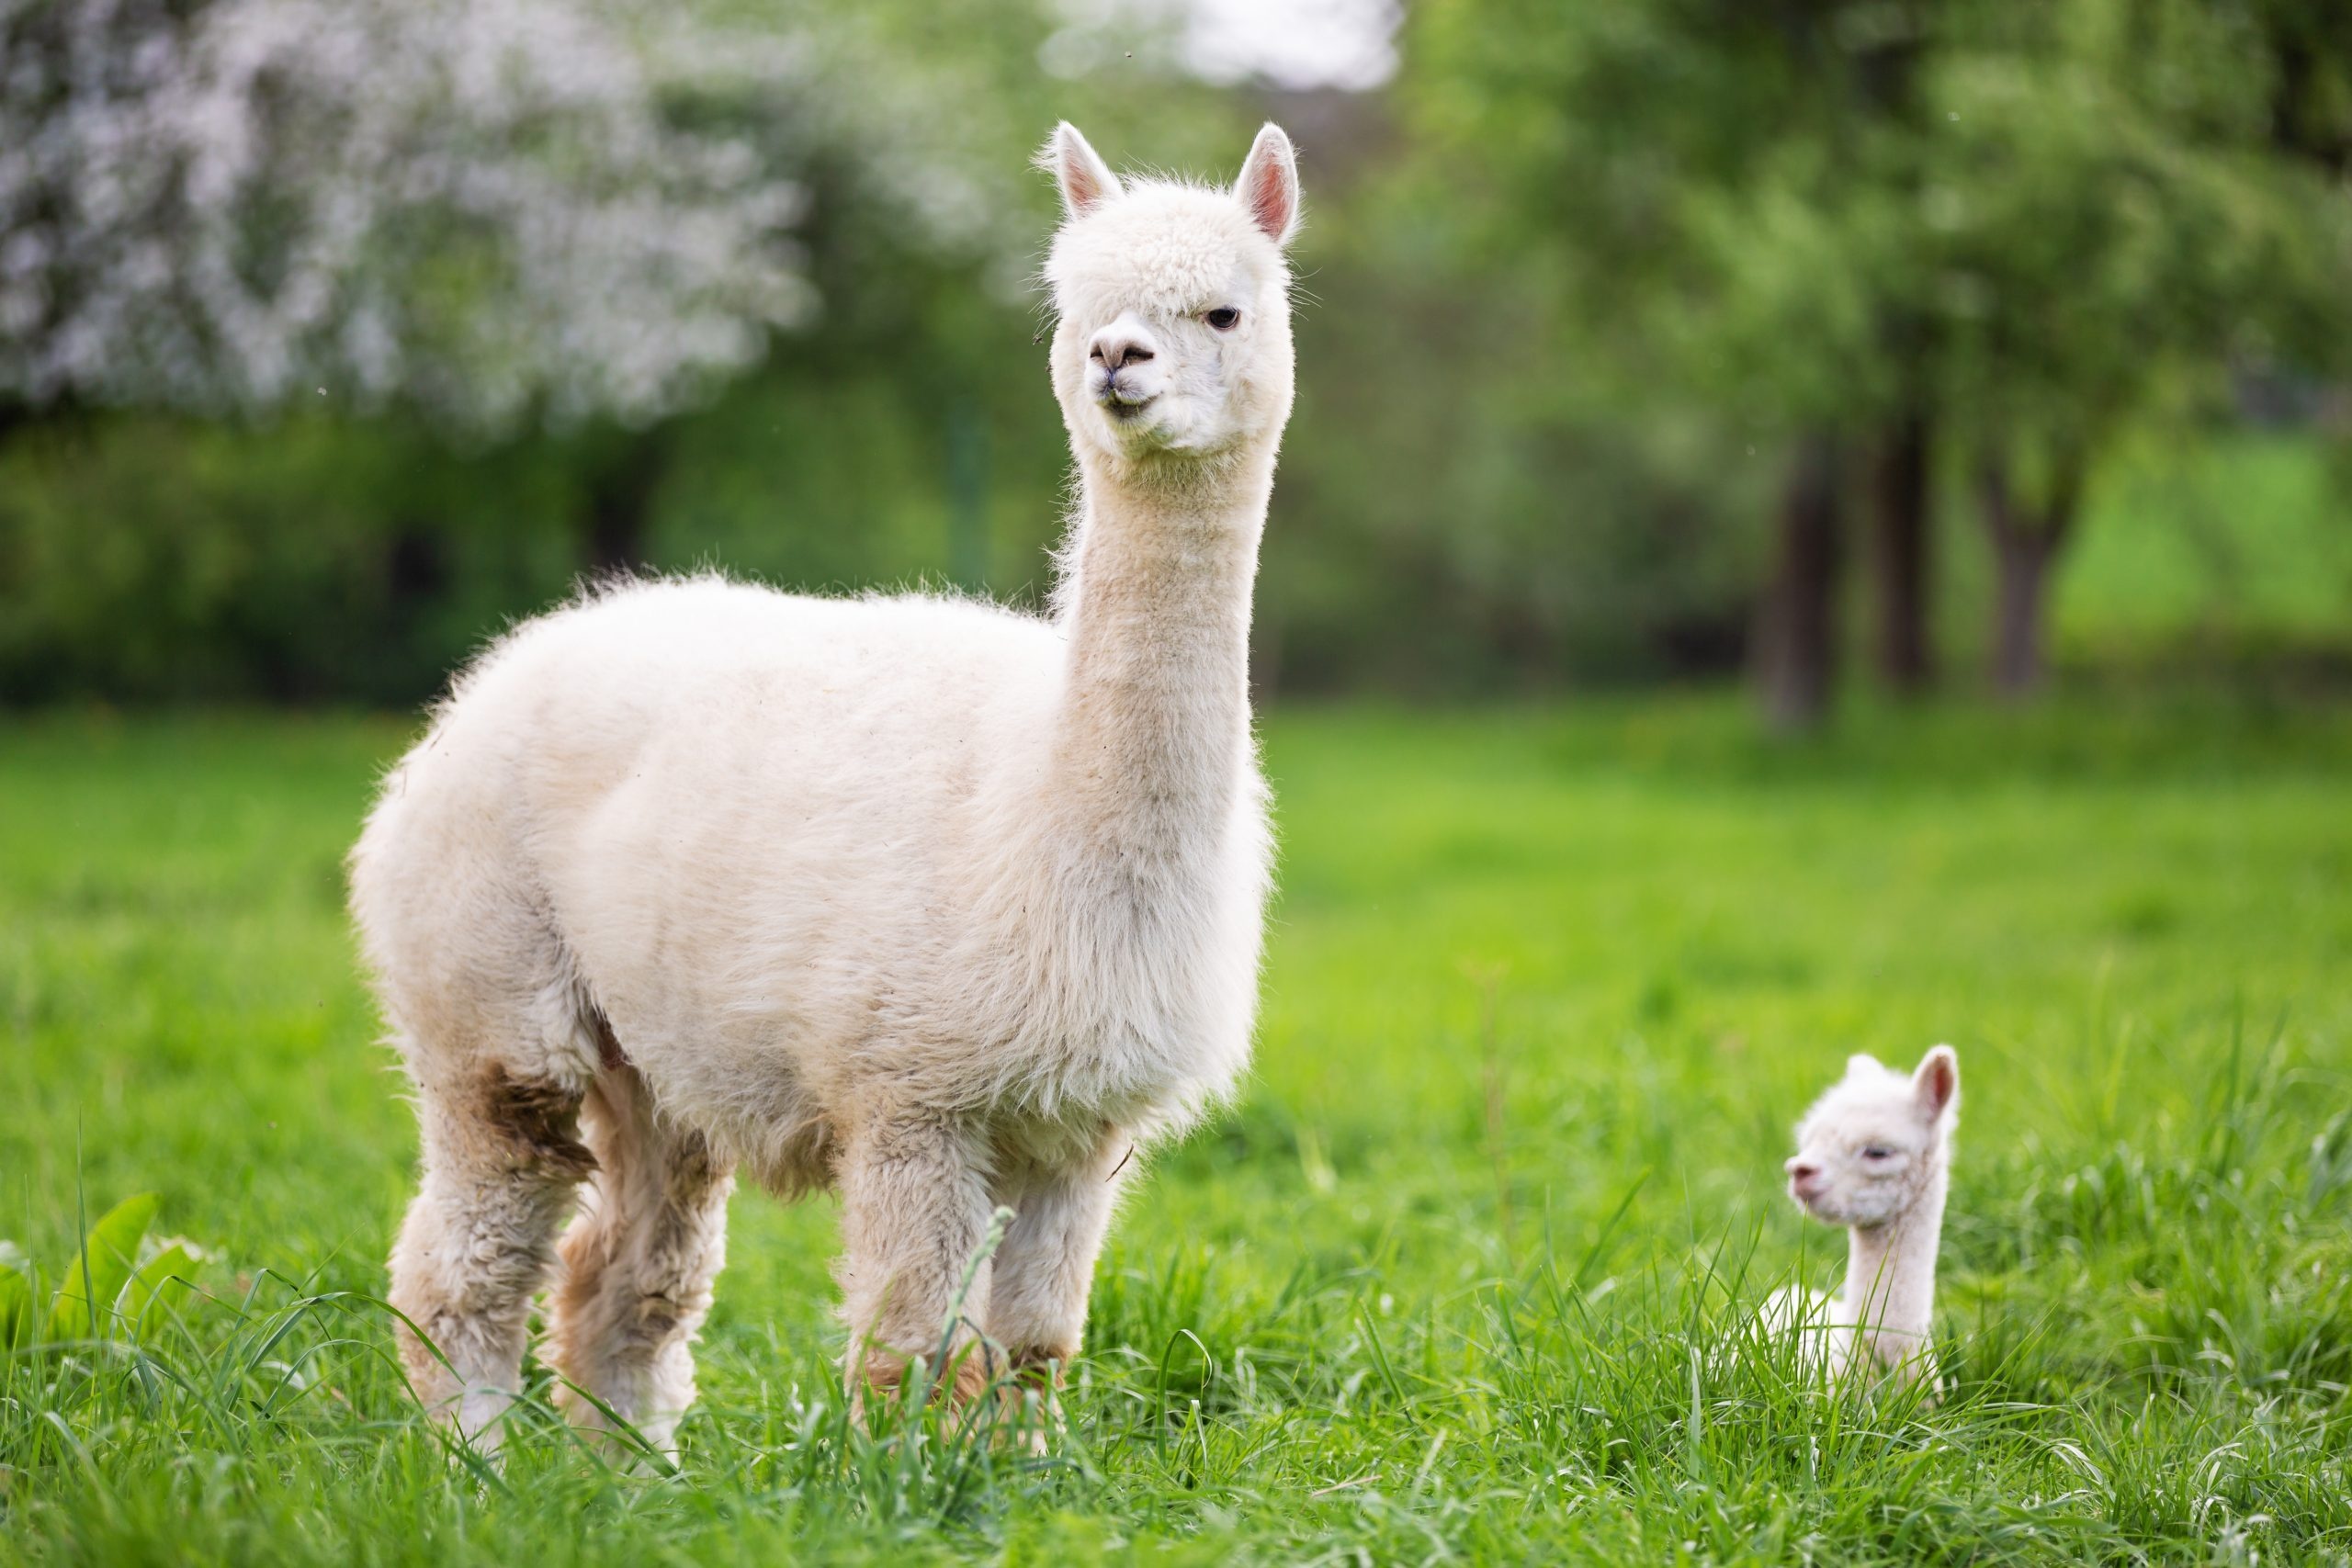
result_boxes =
[835,1112,996,1411]
[389,1066,594,1451]
[985,1140,1128,1388]
[547,1064,734,1459]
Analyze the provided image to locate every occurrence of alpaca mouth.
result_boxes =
[1101,392,1159,422]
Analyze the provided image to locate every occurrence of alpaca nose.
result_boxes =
[1786,1158,1822,1188]
[1089,325,1157,371]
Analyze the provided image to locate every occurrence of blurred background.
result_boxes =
[0,0,2346,725]
[4,13,2351,1556]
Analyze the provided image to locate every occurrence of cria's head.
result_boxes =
[1784,1045,1959,1228]
[1039,122,1300,466]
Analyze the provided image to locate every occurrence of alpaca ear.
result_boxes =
[1913,1045,1960,1121]
[1234,122,1300,245]
[1040,122,1122,220]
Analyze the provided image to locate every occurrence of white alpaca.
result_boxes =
[347,121,1304,1452]
[1762,1045,1958,1396]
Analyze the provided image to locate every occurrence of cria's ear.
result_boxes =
[1234,122,1300,245]
[1913,1045,1960,1121]
[1040,122,1122,220]
[1845,1053,1883,1079]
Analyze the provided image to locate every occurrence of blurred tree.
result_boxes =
[1755,434,1849,730]
[0,0,817,436]
[1407,0,2352,714]
[0,0,841,583]
[1924,0,2352,695]
[1408,0,1926,728]
[1266,175,1771,695]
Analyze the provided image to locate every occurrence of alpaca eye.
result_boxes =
[1204,307,1240,330]
[1861,1146,1895,1160]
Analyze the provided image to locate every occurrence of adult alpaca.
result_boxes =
[348,121,1303,1453]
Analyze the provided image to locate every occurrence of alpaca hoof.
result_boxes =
[854,1342,996,1422]
[993,1352,1069,1452]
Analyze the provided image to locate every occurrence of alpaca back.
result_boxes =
[352,573,1269,1177]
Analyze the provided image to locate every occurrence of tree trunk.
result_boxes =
[1987,524,2054,697]
[585,426,671,576]
[1754,434,1847,733]
[1976,454,2082,701]
[1866,411,1933,695]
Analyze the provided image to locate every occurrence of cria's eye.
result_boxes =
[1861,1145,1895,1160]
[1204,307,1240,330]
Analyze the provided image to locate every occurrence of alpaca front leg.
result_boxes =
[836,1112,997,1411]
[985,1139,1128,1395]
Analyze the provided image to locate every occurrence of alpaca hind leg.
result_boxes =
[547,1063,734,1458]
[836,1112,996,1413]
[389,1064,594,1451]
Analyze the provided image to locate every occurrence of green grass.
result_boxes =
[2059,434,2352,654]
[4,695,2350,1564]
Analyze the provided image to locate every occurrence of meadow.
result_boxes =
[3,694,2349,1564]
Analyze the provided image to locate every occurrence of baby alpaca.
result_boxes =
[1764,1045,1959,1395]
[349,122,1304,1453]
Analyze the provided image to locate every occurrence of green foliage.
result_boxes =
[42,1192,156,1344]
[3,0,2346,702]
[0,418,582,703]
[3,701,2350,1561]
[1919,0,2352,457]
[1404,0,2352,696]
[0,1191,198,1354]
[1264,226,1772,690]
[1408,0,2352,442]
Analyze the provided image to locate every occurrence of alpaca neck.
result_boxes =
[1840,1160,1945,1362]
[1046,446,1269,856]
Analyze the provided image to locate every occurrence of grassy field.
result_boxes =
[3,695,2350,1564]
[2052,434,2352,665]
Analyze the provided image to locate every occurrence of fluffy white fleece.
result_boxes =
[348,120,1304,1451]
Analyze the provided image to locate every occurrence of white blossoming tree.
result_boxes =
[0,0,817,436]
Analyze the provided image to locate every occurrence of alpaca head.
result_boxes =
[1039,122,1300,468]
[1783,1046,1959,1229]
